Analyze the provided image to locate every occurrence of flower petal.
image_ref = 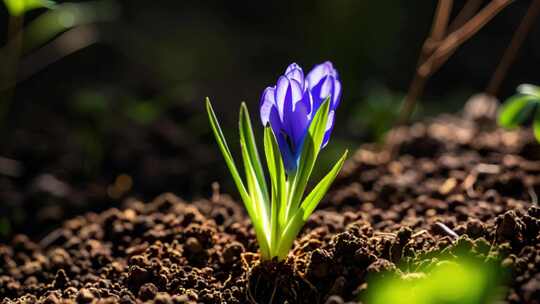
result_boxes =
[289,78,304,110]
[332,79,342,109]
[302,90,313,119]
[322,110,335,148]
[306,61,337,88]
[289,100,310,152]
[319,76,334,101]
[310,75,335,114]
[275,76,290,119]
[260,86,276,125]
[282,78,305,150]
[269,106,296,171]
[306,63,327,88]
[260,61,341,166]
[285,63,304,85]
[275,76,302,120]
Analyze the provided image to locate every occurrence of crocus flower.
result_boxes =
[206,60,347,260]
[260,61,341,172]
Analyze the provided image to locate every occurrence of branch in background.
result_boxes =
[429,0,453,41]
[448,0,483,32]
[486,0,540,97]
[396,0,513,127]
[420,0,513,77]
[0,25,99,93]
[400,0,454,126]
[421,0,453,62]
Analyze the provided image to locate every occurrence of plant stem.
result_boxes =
[486,0,540,97]
[396,0,513,127]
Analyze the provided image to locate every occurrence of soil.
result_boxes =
[0,102,224,239]
[1,103,540,303]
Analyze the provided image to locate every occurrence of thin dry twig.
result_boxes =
[398,0,453,124]
[420,0,514,77]
[434,222,459,239]
[396,0,513,127]
[448,0,484,32]
[486,0,540,96]
[427,0,454,43]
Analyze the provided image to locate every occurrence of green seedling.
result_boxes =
[498,84,540,142]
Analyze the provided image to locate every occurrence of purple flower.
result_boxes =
[260,61,341,172]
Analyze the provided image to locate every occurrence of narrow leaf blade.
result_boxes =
[498,95,537,128]
[239,103,272,250]
[286,98,331,220]
[534,109,540,143]
[206,99,259,222]
[518,84,540,98]
[276,150,347,259]
[239,103,269,201]
[264,126,286,254]
[300,150,348,220]
[3,0,55,16]
[206,98,270,258]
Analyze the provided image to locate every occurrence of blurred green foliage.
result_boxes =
[69,87,166,177]
[22,0,118,52]
[0,216,10,237]
[2,0,54,16]
[498,84,540,141]
[366,257,506,304]
[348,85,403,142]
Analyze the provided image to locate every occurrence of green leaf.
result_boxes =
[285,97,331,221]
[206,98,251,211]
[239,103,269,206]
[276,149,348,259]
[300,150,348,220]
[498,95,537,129]
[264,126,286,253]
[518,84,540,98]
[240,148,271,257]
[205,98,270,258]
[534,109,540,143]
[3,0,55,16]
[239,106,271,250]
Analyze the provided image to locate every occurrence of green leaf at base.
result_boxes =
[300,149,348,220]
[263,126,286,254]
[276,149,348,260]
[239,103,269,203]
[205,98,270,258]
[239,103,271,249]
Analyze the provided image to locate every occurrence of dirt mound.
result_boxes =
[1,112,539,303]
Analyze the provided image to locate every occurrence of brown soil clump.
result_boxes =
[1,111,540,303]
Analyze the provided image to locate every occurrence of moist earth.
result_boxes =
[1,107,540,303]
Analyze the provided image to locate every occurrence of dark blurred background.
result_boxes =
[0,0,539,240]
